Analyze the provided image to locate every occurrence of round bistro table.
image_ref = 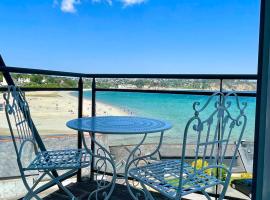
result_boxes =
[66,116,172,200]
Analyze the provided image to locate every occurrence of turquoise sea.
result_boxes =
[81,91,256,145]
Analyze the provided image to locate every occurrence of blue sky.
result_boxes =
[0,0,260,74]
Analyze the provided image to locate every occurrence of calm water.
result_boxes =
[81,91,256,145]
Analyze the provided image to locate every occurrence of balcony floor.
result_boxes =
[43,180,169,200]
[42,178,247,200]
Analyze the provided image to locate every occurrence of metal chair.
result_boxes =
[129,92,247,200]
[4,86,92,200]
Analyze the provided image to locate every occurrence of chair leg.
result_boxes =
[141,182,155,200]
[23,191,42,200]
[218,182,230,200]
[218,187,227,200]
[21,173,42,200]
[201,190,212,200]
[47,171,78,200]
[56,180,77,200]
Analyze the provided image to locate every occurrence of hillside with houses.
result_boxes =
[0,73,256,91]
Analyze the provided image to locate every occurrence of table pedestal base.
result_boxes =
[84,132,164,200]
[124,132,164,200]
[83,133,117,200]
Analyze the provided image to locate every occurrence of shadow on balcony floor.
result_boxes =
[43,180,170,200]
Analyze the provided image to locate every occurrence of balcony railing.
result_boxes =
[0,56,257,200]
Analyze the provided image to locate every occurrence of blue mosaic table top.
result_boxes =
[66,116,172,134]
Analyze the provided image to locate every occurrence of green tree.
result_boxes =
[30,75,44,84]
[62,78,77,87]
[134,80,145,88]
[0,73,3,82]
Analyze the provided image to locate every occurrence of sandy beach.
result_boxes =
[0,91,128,136]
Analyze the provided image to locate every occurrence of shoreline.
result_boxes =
[0,91,129,136]
[63,91,129,117]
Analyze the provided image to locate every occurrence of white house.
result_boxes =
[0,76,7,86]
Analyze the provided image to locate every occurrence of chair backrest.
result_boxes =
[4,86,38,164]
[178,92,247,190]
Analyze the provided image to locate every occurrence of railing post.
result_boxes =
[90,78,96,180]
[0,55,15,84]
[215,78,223,200]
[77,77,83,182]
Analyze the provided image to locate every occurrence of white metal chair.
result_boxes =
[4,86,92,200]
[129,92,247,200]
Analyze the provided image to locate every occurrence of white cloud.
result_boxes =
[55,0,145,13]
[120,0,146,7]
[61,0,80,13]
